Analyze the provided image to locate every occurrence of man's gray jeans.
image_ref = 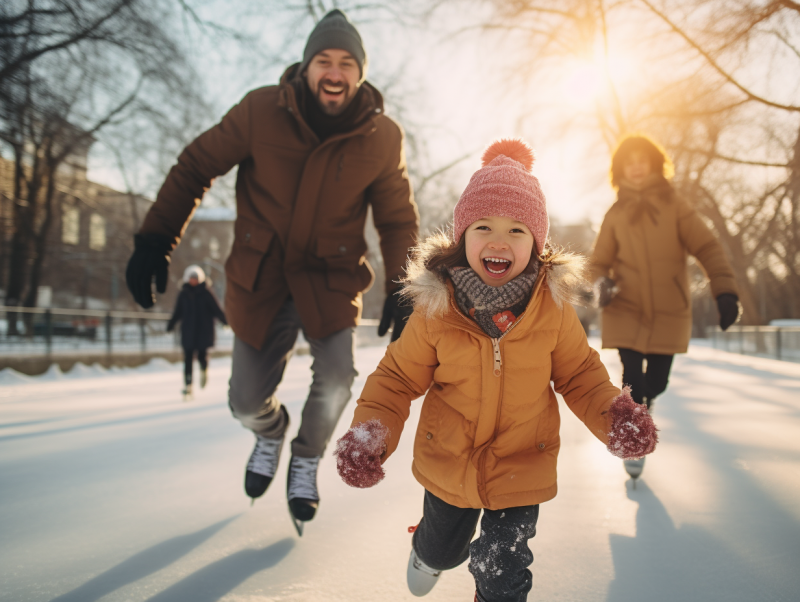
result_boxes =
[228,298,357,458]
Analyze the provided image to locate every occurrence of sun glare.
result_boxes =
[561,47,635,108]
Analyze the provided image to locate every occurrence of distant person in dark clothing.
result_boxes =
[167,265,227,397]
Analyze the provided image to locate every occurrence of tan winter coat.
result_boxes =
[139,65,419,348]
[350,235,621,510]
[590,177,739,355]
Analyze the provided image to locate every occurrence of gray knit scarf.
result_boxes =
[447,265,538,338]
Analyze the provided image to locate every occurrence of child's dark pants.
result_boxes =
[412,490,539,602]
[183,347,208,385]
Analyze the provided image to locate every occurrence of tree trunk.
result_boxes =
[23,162,57,311]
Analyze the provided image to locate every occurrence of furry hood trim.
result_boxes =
[400,232,587,319]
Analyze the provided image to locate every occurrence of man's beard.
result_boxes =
[314,79,355,116]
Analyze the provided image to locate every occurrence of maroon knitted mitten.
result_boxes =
[335,419,389,488]
[607,388,658,459]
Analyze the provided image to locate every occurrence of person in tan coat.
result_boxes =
[334,140,658,602]
[590,134,740,411]
[124,9,419,534]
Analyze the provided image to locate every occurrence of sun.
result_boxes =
[561,47,636,107]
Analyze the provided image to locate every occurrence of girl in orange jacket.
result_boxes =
[335,139,657,602]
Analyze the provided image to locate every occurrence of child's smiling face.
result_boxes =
[464,216,535,287]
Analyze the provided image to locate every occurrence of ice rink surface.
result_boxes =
[1,340,799,601]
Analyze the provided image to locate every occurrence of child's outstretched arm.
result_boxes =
[336,310,438,488]
[550,303,657,458]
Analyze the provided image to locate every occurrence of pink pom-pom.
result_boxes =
[335,419,389,488]
[606,387,658,459]
[481,138,535,171]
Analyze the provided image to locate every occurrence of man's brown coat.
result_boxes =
[140,65,419,348]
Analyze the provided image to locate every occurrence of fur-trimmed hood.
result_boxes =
[401,232,587,320]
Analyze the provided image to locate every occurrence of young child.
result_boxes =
[335,139,657,602]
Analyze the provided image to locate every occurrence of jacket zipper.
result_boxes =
[449,297,528,507]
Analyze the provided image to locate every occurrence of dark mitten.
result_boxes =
[716,293,740,331]
[607,388,658,459]
[594,277,619,308]
[335,419,389,488]
[378,288,414,342]
[126,233,172,309]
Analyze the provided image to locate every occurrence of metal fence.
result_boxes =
[0,305,384,365]
[706,325,800,363]
[0,305,227,358]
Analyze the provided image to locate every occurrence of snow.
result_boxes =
[1,340,799,601]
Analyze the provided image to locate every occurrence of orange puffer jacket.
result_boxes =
[350,235,621,510]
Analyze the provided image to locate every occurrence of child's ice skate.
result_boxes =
[624,457,645,487]
[181,383,193,401]
[407,548,441,596]
[200,368,208,389]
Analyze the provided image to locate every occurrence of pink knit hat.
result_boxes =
[453,138,549,256]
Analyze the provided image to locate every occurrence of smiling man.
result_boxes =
[125,9,419,535]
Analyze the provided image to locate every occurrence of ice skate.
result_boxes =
[181,384,193,401]
[199,368,208,389]
[624,456,645,487]
[407,547,441,596]
[287,455,320,536]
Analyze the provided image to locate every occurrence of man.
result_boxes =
[126,9,419,534]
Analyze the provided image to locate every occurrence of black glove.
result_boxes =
[126,233,172,309]
[716,293,740,331]
[378,288,413,342]
[594,277,619,309]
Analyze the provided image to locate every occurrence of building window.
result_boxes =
[62,206,80,245]
[209,236,220,259]
[89,213,106,250]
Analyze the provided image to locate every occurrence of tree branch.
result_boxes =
[638,0,800,113]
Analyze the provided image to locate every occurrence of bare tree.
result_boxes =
[0,0,210,332]
[444,0,800,323]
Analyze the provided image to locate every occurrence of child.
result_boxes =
[166,265,227,398]
[334,139,658,602]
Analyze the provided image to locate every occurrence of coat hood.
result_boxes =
[400,232,587,320]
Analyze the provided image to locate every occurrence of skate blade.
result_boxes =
[291,514,305,537]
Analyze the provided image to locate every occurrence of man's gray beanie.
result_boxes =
[300,9,367,81]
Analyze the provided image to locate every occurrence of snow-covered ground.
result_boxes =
[1,340,799,602]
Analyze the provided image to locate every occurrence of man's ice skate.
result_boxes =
[624,457,645,488]
[181,384,193,401]
[287,455,320,536]
[245,410,289,503]
[200,368,208,389]
[406,547,441,596]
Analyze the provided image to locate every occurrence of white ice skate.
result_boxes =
[200,368,208,389]
[624,457,645,487]
[182,384,193,401]
[407,548,441,597]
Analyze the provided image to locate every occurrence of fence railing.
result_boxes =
[0,305,222,358]
[706,325,800,363]
[0,305,383,361]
